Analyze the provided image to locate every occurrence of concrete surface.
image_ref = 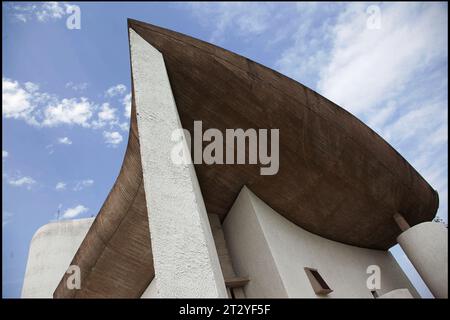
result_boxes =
[44,19,442,298]
[129,19,438,250]
[223,187,419,298]
[398,222,448,298]
[129,28,227,298]
[22,218,94,298]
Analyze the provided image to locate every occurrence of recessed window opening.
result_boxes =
[304,267,333,295]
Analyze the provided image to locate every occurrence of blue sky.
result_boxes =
[2,2,448,298]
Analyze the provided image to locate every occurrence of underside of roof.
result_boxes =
[53,19,439,298]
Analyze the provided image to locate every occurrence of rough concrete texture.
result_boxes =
[22,218,94,298]
[223,187,419,298]
[128,19,438,250]
[398,222,448,298]
[129,28,227,298]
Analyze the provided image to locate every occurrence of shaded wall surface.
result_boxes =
[223,187,419,298]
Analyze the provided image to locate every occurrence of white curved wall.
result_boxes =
[397,222,448,298]
[21,218,94,298]
[223,187,419,298]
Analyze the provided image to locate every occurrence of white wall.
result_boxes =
[129,28,227,298]
[21,218,94,298]
[223,187,419,298]
[223,188,288,298]
[398,222,448,298]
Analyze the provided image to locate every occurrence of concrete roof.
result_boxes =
[127,19,438,249]
[53,19,438,298]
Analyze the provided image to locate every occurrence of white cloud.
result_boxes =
[271,3,448,225]
[14,13,28,23]
[55,182,66,190]
[2,78,34,121]
[273,3,448,228]
[381,102,445,144]
[122,93,131,118]
[3,77,131,142]
[42,97,94,127]
[61,205,88,219]
[91,103,119,129]
[98,103,117,122]
[65,82,88,91]
[2,150,8,158]
[186,2,275,44]
[2,77,94,127]
[184,3,336,87]
[24,82,39,93]
[274,3,339,89]
[313,3,447,223]
[317,3,446,116]
[105,84,127,97]
[36,2,65,21]
[6,3,37,23]
[6,2,72,23]
[277,2,448,224]
[8,176,36,189]
[73,179,94,191]
[58,137,72,145]
[103,131,123,146]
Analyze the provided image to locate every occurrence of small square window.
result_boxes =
[304,267,333,295]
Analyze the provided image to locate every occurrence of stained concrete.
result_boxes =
[22,218,94,298]
[128,19,438,250]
